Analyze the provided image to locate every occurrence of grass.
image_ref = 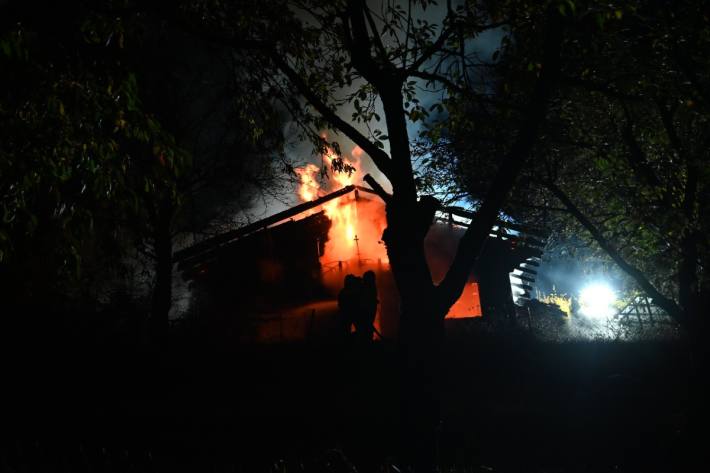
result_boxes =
[1,316,697,472]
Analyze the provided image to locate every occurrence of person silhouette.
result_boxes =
[355,270,378,343]
[337,274,362,341]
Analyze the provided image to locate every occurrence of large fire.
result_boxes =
[294,146,481,321]
[296,146,388,268]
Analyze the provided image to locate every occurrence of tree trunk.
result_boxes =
[150,208,173,346]
[395,274,445,472]
[382,200,442,471]
[398,305,445,473]
[381,11,563,467]
[685,299,708,468]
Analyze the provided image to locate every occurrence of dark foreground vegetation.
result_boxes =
[2,318,696,473]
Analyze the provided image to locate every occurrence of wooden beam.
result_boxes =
[444,207,549,239]
[175,185,357,265]
[512,282,534,291]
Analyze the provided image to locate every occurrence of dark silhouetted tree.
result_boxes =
[178,1,565,469]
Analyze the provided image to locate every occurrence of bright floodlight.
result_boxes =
[579,283,616,318]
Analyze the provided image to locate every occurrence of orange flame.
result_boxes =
[295,147,388,266]
[445,282,482,318]
[294,145,480,334]
[295,163,320,202]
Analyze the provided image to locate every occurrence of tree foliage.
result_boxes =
[0,9,185,304]
[433,0,710,328]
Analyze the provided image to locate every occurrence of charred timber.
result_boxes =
[512,282,534,291]
[445,207,549,239]
[175,185,357,267]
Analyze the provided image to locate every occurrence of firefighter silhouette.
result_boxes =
[355,270,378,343]
[337,272,379,343]
[337,274,362,339]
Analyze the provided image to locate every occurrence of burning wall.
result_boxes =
[295,147,389,267]
[294,147,482,329]
[176,144,491,345]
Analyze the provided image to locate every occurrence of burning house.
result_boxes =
[176,149,547,343]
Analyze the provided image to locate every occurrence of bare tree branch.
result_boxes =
[617,103,663,188]
[404,18,455,75]
[408,70,466,94]
[270,54,394,178]
[363,3,390,65]
[363,173,392,202]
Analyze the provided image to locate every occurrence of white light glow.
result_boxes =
[579,283,617,318]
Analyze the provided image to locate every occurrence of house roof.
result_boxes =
[175,184,549,300]
[175,185,377,269]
